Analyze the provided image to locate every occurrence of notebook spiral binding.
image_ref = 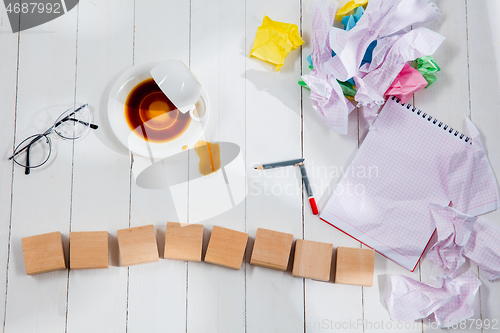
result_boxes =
[391,96,472,145]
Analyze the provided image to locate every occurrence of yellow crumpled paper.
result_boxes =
[250,16,304,71]
[335,0,369,22]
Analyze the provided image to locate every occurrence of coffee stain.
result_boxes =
[125,78,191,143]
[182,145,188,151]
[195,140,221,176]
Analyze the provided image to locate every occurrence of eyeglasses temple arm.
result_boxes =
[8,133,45,160]
[25,145,31,175]
[53,104,88,129]
[67,118,98,130]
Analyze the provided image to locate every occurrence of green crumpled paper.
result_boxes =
[298,77,357,99]
[298,78,309,88]
[250,16,305,71]
[338,80,357,98]
[415,56,441,88]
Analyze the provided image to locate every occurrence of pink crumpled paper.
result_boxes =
[387,271,481,327]
[384,63,429,103]
[428,204,500,281]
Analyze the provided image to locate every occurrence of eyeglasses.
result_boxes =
[8,104,98,175]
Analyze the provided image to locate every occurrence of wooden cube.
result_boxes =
[335,247,375,286]
[291,239,333,281]
[117,225,159,266]
[70,231,109,269]
[22,231,66,275]
[204,226,248,270]
[250,228,293,271]
[164,222,204,262]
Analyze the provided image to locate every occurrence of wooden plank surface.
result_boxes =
[245,0,305,332]
[466,1,500,332]
[415,2,482,332]
[3,8,78,333]
[301,0,365,331]
[0,7,18,329]
[128,1,191,332]
[0,0,499,332]
[186,0,247,331]
[65,1,133,332]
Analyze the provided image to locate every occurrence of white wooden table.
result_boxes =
[1,0,500,332]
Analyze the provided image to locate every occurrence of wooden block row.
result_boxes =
[205,226,248,269]
[70,231,109,269]
[117,225,159,266]
[22,232,66,275]
[291,239,333,281]
[335,246,375,287]
[21,230,110,275]
[21,225,375,286]
[164,222,204,262]
[250,228,293,271]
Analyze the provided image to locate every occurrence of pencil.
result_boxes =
[254,158,319,215]
[254,158,304,169]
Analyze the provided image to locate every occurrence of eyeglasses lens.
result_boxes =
[54,105,92,139]
[12,134,51,168]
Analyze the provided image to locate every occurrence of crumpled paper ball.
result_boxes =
[250,16,304,71]
[384,63,428,103]
[416,55,441,87]
[335,0,369,22]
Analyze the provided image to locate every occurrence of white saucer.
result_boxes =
[107,62,209,159]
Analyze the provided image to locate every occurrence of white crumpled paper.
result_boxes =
[387,271,481,327]
[386,201,500,326]
[353,27,444,118]
[426,204,477,275]
[303,72,355,134]
[303,0,442,134]
[428,204,500,281]
[325,0,441,81]
[302,0,353,135]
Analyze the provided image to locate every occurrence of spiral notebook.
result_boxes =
[320,97,499,271]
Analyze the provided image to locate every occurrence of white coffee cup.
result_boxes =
[151,60,205,121]
[108,61,209,159]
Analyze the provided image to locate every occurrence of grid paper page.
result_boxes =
[320,97,499,270]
